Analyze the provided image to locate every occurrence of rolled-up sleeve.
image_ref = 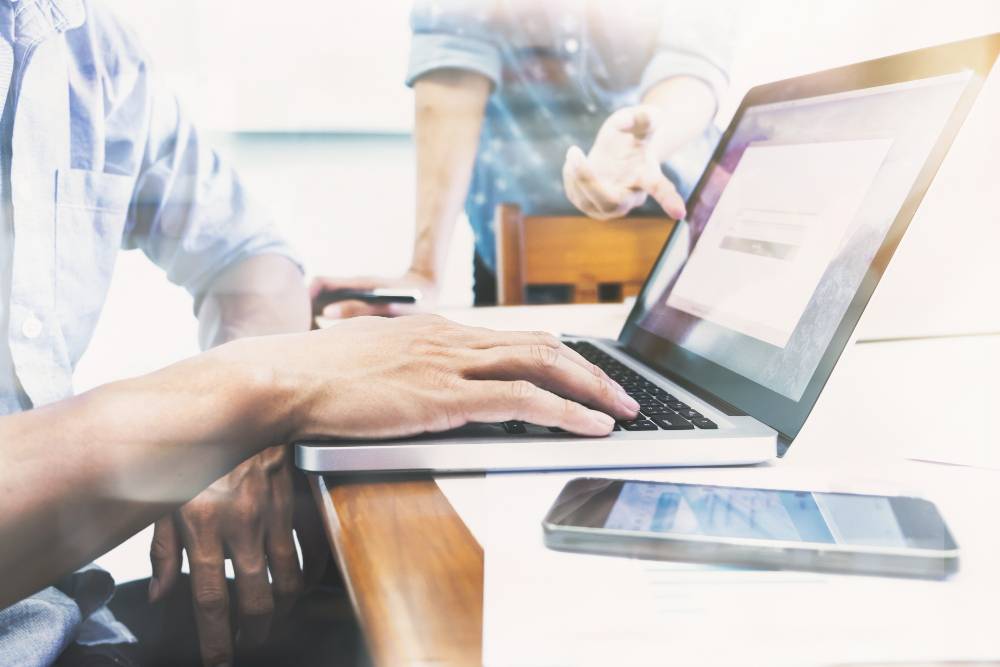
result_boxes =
[638,2,738,104]
[405,0,502,88]
[122,71,301,312]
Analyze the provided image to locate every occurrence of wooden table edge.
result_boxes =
[310,474,485,667]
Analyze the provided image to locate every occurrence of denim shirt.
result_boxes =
[406,1,734,269]
[0,1,298,664]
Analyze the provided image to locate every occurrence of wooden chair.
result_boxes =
[494,203,675,305]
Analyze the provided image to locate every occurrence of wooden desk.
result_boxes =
[311,476,482,667]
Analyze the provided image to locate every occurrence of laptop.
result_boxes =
[297,33,1000,474]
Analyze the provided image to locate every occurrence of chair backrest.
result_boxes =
[494,203,675,305]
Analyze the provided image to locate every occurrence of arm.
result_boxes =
[0,345,288,611]
[641,77,717,164]
[410,70,492,286]
[0,315,640,611]
[148,254,315,664]
[311,69,491,319]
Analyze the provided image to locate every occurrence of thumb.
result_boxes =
[618,108,656,142]
[148,516,182,602]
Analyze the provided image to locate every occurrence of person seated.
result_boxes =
[312,0,734,316]
[0,2,638,665]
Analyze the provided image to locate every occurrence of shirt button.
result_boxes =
[22,315,43,340]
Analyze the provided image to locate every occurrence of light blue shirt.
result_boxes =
[406,1,733,269]
[0,0,299,664]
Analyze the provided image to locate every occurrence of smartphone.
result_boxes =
[312,288,422,316]
[542,478,959,579]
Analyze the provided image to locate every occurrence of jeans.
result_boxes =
[54,574,369,667]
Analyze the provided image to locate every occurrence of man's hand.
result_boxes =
[309,270,437,320]
[149,445,305,666]
[256,314,640,441]
[562,105,687,221]
[146,254,314,667]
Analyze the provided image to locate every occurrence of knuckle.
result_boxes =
[508,380,536,405]
[193,587,228,614]
[202,647,232,667]
[149,537,173,563]
[530,344,561,371]
[274,575,304,599]
[241,595,274,619]
[533,331,560,348]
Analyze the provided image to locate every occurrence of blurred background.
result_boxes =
[84,0,1000,580]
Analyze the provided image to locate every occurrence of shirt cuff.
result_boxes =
[638,50,728,105]
[405,32,502,89]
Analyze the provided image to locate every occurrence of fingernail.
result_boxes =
[617,386,639,412]
[591,411,615,432]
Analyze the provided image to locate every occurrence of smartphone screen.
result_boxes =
[549,479,956,551]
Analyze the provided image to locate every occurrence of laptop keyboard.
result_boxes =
[564,341,718,432]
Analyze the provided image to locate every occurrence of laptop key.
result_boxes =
[503,421,527,434]
[619,419,658,431]
[677,409,702,420]
[692,418,718,429]
[652,418,695,430]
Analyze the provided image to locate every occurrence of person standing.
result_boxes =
[313,0,734,315]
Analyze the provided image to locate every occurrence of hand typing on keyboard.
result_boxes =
[267,315,640,440]
[566,341,718,432]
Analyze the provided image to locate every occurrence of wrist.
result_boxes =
[406,262,438,285]
[209,337,302,446]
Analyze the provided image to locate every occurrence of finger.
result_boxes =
[459,380,616,436]
[230,540,275,650]
[464,344,638,418]
[185,537,233,667]
[644,172,686,220]
[266,468,304,617]
[148,516,183,602]
[266,529,304,618]
[321,300,395,319]
[458,328,625,388]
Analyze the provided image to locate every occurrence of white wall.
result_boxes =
[100,0,415,132]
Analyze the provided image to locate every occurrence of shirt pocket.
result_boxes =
[54,168,134,363]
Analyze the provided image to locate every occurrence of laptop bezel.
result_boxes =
[617,33,1000,443]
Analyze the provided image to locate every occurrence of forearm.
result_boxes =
[410,70,491,281]
[641,76,718,162]
[198,254,310,349]
[0,342,294,608]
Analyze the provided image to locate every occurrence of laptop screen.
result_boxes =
[619,34,999,440]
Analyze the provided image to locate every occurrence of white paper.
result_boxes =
[482,463,1000,667]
